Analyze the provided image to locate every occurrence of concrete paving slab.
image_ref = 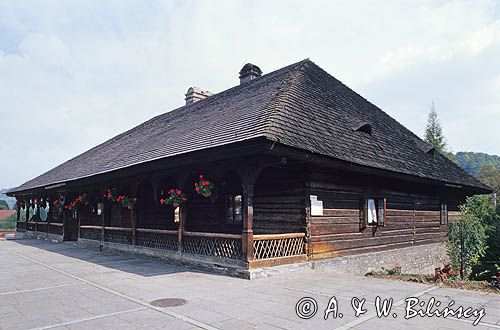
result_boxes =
[0,239,498,330]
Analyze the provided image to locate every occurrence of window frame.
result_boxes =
[225,194,243,225]
[362,197,386,227]
[440,202,448,225]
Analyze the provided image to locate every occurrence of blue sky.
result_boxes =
[1,0,499,188]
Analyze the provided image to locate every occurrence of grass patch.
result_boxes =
[366,272,499,294]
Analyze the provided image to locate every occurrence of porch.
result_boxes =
[16,160,309,272]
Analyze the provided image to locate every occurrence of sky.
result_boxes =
[0,0,499,188]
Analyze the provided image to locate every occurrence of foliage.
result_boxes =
[0,212,17,230]
[0,189,16,209]
[467,195,500,282]
[115,195,136,208]
[453,151,500,177]
[103,188,118,202]
[103,188,135,207]
[194,174,216,198]
[381,264,401,275]
[424,102,446,154]
[477,165,500,194]
[65,194,88,211]
[0,200,9,210]
[447,197,488,279]
[160,188,186,206]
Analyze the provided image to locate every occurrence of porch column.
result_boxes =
[16,202,20,231]
[101,192,105,247]
[130,204,136,245]
[178,205,186,254]
[242,183,254,262]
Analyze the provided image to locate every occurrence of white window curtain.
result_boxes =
[367,198,377,224]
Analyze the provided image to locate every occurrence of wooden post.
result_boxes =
[47,199,51,235]
[101,200,105,247]
[130,204,136,245]
[62,208,66,241]
[35,201,38,233]
[178,204,186,254]
[16,203,20,232]
[242,183,254,262]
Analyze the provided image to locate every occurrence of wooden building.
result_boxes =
[8,60,490,274]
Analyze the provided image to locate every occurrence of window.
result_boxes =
[174,206,180,223]
[440,203,448,225]
[363,197,386,227]
[353,122,372,135]
[226,195,243,225]
[92,202,103,216]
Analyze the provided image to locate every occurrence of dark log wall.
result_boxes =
[79,205,101,226]
[253,167,307,234]
[185,194,229,232]
[307,172,464,260]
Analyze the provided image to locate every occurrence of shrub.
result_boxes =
[447,197,487,279]
[0,212,17,230]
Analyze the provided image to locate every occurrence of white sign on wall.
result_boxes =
[310,195,323,216]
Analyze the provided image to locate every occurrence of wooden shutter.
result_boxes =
[360,198,367,230]
[377,198,386,226]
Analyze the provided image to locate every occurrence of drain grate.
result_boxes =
[150,298,187,307]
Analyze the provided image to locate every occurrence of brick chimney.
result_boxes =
[239,63,262,84]
[185,87,213,105]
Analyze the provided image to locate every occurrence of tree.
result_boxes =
[477,165,500,194]
[0,200,9,210]
[447,197,488,280]
[424,102,447,154]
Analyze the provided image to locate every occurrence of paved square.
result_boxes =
[0,239,498,329]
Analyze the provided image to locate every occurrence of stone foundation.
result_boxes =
[77,238,250,279]
[23,230,64,243]
[313,243,449,275]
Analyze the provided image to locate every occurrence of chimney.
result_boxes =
[185,87,213,105]
[239,63,262,84]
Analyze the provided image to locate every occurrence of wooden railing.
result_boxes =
[80,225,102,241]
[48,223,64,236]
[182,231,242,260]
[104,226,133,245]
[37,222,48,233]
[253,233,306,260]
[136,228,178,251]
[26,222,36,231]
[17,221,26,231]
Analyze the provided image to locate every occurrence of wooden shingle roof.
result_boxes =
[10,59,489,193]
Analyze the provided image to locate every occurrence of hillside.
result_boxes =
[453,152,500,177]
[0,189,16,209]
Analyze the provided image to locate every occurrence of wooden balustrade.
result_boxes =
[182,231,243,260]
[17,221,26,231]
[26,222,36,231]
[48,223,63,236]
[104,226,133,245]
[253,233,306,260]
[77,222,305,266]
[80,225,103,241]
[37,222,48,233]
[136,228,178,251]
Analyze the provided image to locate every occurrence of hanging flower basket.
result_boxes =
[52,199,62,213]
[195,175,216,199]
[65,193,88,212]
[103,188,118,203]
[116,195,136,209]
[160,188,186,208]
